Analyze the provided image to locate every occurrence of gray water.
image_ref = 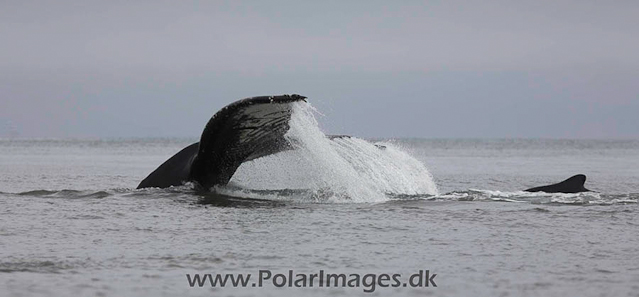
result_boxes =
[1,137,638,297]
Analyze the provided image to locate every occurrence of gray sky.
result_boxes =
[1,0,638,139]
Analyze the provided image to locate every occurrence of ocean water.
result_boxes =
[1,104,638,296]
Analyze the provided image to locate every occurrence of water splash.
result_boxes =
[226,101,439,202]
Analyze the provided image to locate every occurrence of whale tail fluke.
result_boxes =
[137,142,200,189]
[524,174,590,193]
[137,95,307,189]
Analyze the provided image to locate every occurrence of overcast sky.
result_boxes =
[1,0,638,139]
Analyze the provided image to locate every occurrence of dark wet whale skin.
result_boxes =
[524,174,590,193]
[137,95,306,190]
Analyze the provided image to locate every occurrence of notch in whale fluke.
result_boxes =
[524,174,590,193]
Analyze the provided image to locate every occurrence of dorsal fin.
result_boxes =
[524,174,589,193]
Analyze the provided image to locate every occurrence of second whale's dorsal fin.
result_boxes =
[524,174,589,193]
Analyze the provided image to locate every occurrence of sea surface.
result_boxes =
[1,106,638,296]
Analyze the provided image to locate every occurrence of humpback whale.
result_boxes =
[139,95,589,195]
[524,174,590,193]
[137,95,306,190]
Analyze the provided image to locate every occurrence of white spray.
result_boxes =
[226,102,438,202]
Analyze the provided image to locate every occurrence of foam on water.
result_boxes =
[432,189,638,205]
[224,102,439,202]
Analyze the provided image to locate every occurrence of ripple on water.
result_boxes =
[15,189,112,199]
[0,260,78,273]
